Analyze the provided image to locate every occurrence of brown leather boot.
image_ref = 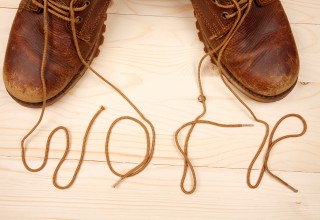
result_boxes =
[191,0,299,102]
[3,0,110,107]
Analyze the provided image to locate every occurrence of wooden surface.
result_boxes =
[0,0,320,219]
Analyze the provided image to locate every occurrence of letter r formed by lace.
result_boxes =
[21,0,156,189]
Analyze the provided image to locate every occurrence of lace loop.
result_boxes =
[175,120,254,194]
[247,114,307,193]
[105,116,152,188]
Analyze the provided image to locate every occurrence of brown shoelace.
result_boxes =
[21,0,156,189]
[175,0,307,194]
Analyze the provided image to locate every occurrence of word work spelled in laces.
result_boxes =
[175,0,307,194]
[21,0,156,189]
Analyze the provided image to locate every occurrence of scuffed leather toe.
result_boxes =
[223,1,299,98]
[241,48,299,97]
[3,33,72,104]
[192,0,300,101]
[3,0,111,106]
[225,36,299,98]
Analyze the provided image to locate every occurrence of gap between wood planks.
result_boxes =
[1,155,319,174]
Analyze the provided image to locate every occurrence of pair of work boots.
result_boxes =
[2,0,304,193]
[4,0,299,104]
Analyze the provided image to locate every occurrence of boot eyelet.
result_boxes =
[84,0,91,6]
[36,8,44,14]
[221,12,229,19]
[76,16,83,24]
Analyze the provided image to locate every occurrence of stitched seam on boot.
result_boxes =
[87,2,109,38]
[193,3,217,38]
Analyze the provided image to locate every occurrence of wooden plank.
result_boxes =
[0,9,319,82]
[0,0,192,17]
[0,11,319,173]
[0,1,320,220]
[0,157,319,220]
[0,0,319,24]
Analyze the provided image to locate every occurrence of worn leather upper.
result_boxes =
[192,0,299,98]
[3,0,110,103]
[256,0,277,6]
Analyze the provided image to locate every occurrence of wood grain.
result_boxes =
[1,0,320,24]
[0,157,319,220]
[0,10,319,172]
[0,0,319,219]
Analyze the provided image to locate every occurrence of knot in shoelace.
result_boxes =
[21,0,156,189]
[175,0,307,194]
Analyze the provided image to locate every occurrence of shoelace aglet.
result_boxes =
[100,105,106,111]
[113,177,125,188]
[284,182,298,193]
[241,124,254,127]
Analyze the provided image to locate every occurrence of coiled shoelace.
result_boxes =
[175,0,307,194]
[21,0,156,189]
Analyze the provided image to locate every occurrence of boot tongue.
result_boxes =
[255,0,278,6]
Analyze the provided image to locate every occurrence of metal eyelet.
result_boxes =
[37,8,44,14]
[76,16,83,24]
[221,12,229,19]
[84,0,91,6]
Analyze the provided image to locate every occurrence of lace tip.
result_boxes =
[284,183,298,193]
[100,106,106,111]
[242,124,254,127]
[289,186,298,193]
[113,178,124,188]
